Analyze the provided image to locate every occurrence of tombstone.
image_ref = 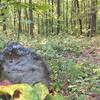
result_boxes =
[0,42,50,85]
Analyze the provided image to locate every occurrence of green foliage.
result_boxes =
[0,83,48,100]
[0,34,100,99]
[0,82,65,100]
[0,0,100,99]
[45,94,64,100]
[0,39,5,50]
[77,95,88,100]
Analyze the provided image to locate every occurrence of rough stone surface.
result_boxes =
[0,42,50,85]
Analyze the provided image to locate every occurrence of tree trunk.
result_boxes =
[1,0,7,31]
[45,0,48,35]
[57,0,60,34]
[41,14,45,34]
[51,0,54,33]
[76,0,83,34]
[18,0,22,33]
[48,0,50,34]
[66,0,68,33]
[37,14,40,34]
[29,0,33,36]
[13,7,16,31]
[87,0,97,37]
[24,0,29,33]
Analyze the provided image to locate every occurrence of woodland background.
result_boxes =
[0,0,99,37]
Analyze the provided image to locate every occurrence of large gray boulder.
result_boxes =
[0,42,50,85]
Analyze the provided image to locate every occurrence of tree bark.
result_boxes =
[66,0,68,33]
[76,0,83,34]
[24,0,29,33]
[87,0,97,37]
[18,0,22,33]
[57,0,60,34]
[51,0,54,33]
[37,14,40,34]
[29,0,34,36]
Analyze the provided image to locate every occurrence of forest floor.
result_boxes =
[0,33,100,99]
[80,36,100,64]
[64,36,100,65]
[68,36,100,99]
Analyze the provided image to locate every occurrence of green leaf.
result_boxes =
[77,95,88,100]
[0,83,49,100]
[45,94,64,100]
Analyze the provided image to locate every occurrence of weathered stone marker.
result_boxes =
[0,42,50,85]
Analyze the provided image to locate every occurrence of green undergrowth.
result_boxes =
[0,33,100,99]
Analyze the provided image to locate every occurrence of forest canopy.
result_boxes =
[0,0,100,37]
